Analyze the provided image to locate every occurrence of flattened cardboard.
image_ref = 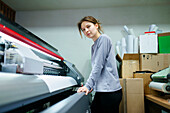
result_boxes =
[119,78,145,113]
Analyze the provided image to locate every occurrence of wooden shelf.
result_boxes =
[145,94,170,110]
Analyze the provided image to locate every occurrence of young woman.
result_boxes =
[77,16,122,113]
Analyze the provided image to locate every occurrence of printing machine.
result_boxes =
[0,14,90,113]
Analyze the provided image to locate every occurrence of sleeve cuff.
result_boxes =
[84,84,91,91]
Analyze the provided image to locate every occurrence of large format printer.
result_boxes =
[0,14,90,113]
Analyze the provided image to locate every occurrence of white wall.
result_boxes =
[16,5,170,81]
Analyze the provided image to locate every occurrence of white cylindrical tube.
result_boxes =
[121,38,126,47]
[126,35,134,53]
[149,24,156,32]
[123,25,129,34]
[116,46,120,56]
[149,81,170,93]
[152,26,158,32]
[116,41,121,56]
[121,38,127,59]
[133,37,138,53]
[129,28,135,36]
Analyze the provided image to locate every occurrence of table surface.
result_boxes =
[145,94,170,110]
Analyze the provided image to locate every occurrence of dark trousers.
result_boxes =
[91,89,122,113]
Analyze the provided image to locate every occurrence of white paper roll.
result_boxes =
[121,38,126,47]
[152,26,158,32]
[149,81,170,94]
[121,47,127,59]
[133,37,138,53]
[116,41,121,56]
[126,35,134,53]
[121,30,128,38]
[129,28,135,36]
[121,38,127,59]
[149,24,157,31]
[116,46,121,56]
[124,25,129,34]
[116,40,121,46]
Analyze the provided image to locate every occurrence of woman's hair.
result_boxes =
[77,16,104,38]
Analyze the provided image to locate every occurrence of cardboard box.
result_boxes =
[133,72,154,94]
[139,34,158,53]
[158,32,170,53]
[119,78,145,113]
[119,79,124,113]
[140,54,170,72]
[121,54,139,78]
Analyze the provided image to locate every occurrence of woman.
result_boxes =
[77,16,122,113]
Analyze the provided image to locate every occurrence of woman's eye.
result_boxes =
[87,25,90,28]
[82,29,85,31]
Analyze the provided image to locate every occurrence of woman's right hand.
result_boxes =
[77,86,92,95]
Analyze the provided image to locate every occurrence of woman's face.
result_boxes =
[81,21,99,39]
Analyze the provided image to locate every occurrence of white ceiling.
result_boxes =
[2,0,170,11]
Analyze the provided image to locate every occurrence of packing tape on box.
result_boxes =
[149,81,170,94]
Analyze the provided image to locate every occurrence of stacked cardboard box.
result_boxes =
[133,72,161,96]
[133,72,153,94]
[119,78,144,113]
[118,53,170,113]
[119,53,170,78]
[120,54,139,78]
[140,54,170,72]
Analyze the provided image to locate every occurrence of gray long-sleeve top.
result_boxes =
[85,34,122,92]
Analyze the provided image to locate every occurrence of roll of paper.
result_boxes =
[133,37,138,53]
[121,38,126,47]
[124,25,129,34]
[152,26,158,32]
[129,28,135,36]
[149,24,157,31]
[121,38,127,59]
[149,81,170,93]
[121,47,127,59]
[121,30,128,38]
[116,41,121,56]
[116,46,120,56]
[126,35,134,53]
[116,40,121,46]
